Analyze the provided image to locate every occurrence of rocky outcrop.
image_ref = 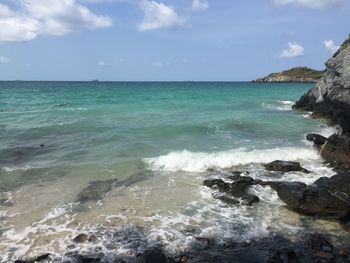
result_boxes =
[254,67,324,83]
[203,174,260,206]
[263,160,310,173]
[269,172,350,219]
[293,36,350,134]
[320,134,350,170]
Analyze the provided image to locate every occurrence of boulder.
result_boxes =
[264,160,310,173]
[203,179,230,191]
[204,176,259,206]
[270,173,350,219]
[320,134,350,170]
[306,134,328,148]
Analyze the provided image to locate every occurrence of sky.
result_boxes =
[0,0,349,81]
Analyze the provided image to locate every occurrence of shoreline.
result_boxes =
[4,36,350,262]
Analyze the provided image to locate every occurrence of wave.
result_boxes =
[277,100,294,105]
[261,102,291,112]
[143,147,320,172]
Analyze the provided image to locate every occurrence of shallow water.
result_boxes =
[0,81,348,261]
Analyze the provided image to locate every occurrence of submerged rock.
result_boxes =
[213,193,240,205]
[203,179,230,191]
[264,160,310,173]
[76,179,117,203]
[204,175,259,206]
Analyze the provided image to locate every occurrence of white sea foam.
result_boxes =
[144,147,320,172]
[278,100,294,105]
[261,102,292,111]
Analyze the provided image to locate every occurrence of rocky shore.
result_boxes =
[254,67,324,83]
[12,36,350,263]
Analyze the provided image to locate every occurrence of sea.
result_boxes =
[0,81,347,262]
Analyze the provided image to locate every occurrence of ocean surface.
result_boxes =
[0,81,347,261]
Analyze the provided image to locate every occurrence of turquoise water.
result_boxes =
[1,82,344,261]
[0,81,321,186]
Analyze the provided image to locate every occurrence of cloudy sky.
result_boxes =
[0,0,349,81]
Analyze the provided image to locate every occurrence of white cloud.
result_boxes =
[324,40,340,54]
[0,56,11,64]
[192,0,209,11]
[138,0,187,31]
[0,0,112,42]
[273,0,341,9]
[279,42,304,58]
[98,61,106,66]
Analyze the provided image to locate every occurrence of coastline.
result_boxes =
[3,37,350,262]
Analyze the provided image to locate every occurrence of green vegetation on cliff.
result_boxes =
[255,67,325,83]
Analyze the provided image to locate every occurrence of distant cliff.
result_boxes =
[254,67,325,83]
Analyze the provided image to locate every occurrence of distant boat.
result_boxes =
[91,79,99,82]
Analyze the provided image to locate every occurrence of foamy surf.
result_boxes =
[143,147,320,172]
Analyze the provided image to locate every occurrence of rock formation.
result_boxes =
[293,36,350,133]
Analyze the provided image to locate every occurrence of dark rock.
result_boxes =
[306,133,328,148]
[230,176,259,206]
[73,233,89,243]
[76,179,116,203]
[136,247,168,263]
[293,36,350,134]
[314,251,335,259]
[320,134,350,170]
[271,174,350,219]
[14,253,51,263]
[241,194,260,206]
[306,234,334,251]
[214,194,240,205]
[203,179,230,191]
[89,234,98,242]
[205,176,259,206]
[0,146,49,165]
[62,252,103,263]
[264,160,310,173]
[230,176,255,195]
[339,248,350,257]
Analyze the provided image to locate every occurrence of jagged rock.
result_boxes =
[204,176,259,206]
[270,173,350,219]
[306,134,328,148]
[320,134,350,170]
[203,179,230,191]
[264,160,310,173]
[293,35,350,134]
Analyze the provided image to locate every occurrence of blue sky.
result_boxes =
[0,0,349,81]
